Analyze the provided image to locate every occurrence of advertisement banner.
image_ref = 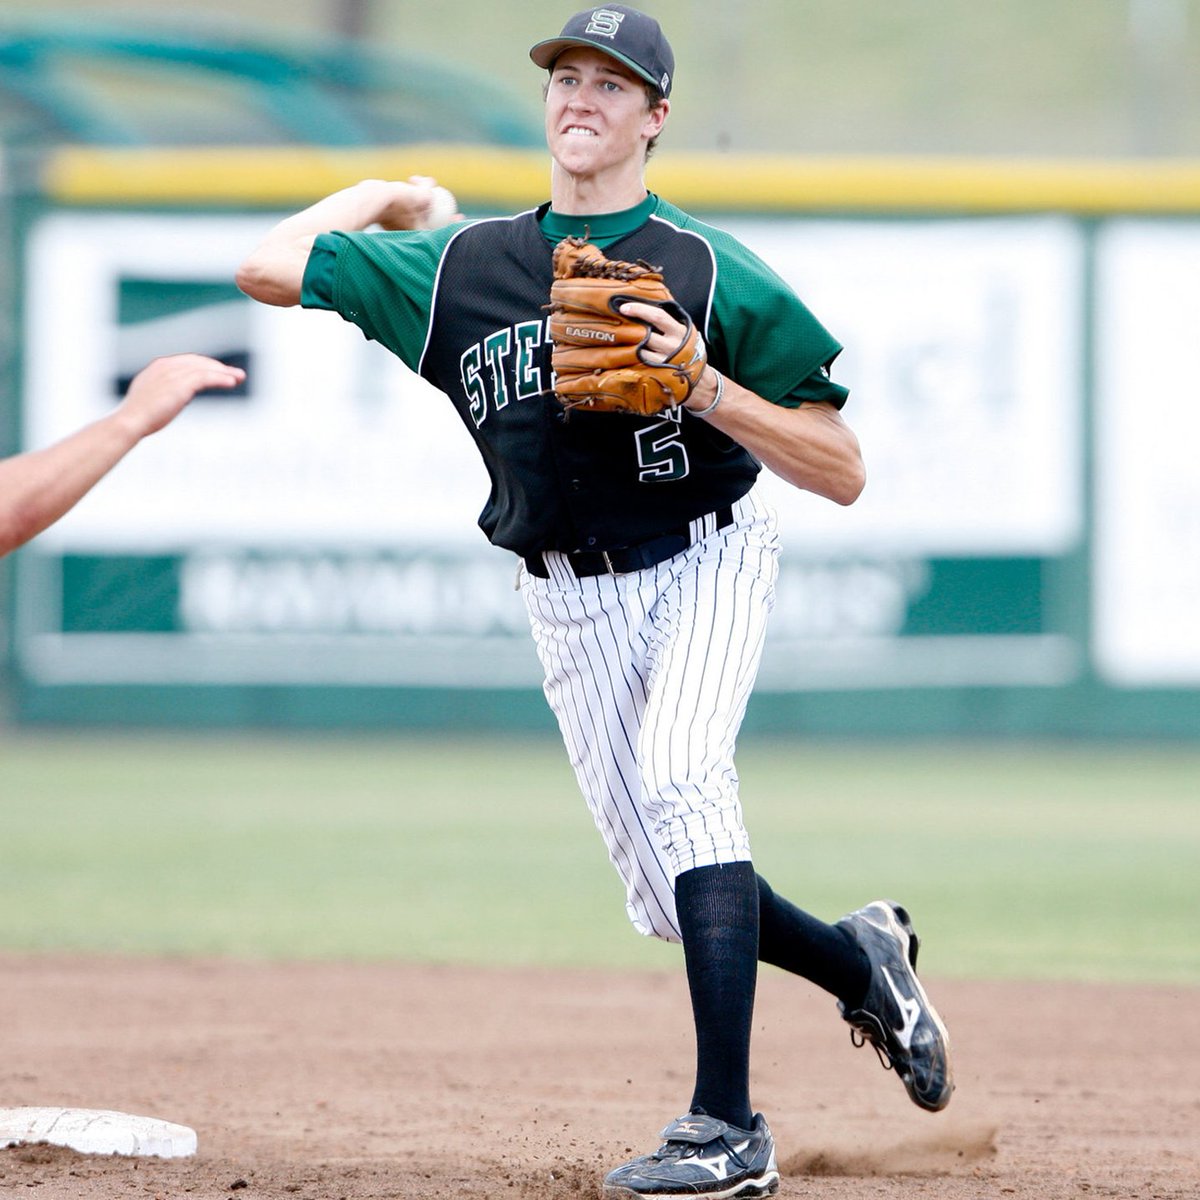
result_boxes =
[17,212,1085,693]
[1093,220,1200,686]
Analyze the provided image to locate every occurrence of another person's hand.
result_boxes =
[117,354,246,439]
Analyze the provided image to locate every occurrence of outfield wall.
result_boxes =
[2,147,1199,737]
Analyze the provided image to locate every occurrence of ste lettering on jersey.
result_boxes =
[418,209,760,557]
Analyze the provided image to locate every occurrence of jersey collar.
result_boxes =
[538,193,658,248]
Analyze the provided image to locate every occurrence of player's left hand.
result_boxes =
[615,299,686,355]
[547,238,706,415]
[618,300,720,415]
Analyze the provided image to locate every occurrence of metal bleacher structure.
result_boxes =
[0,16,543,728]
[0,16,542,149]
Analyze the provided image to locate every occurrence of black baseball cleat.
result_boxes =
[603,1111,779,1199]
[836,899,954,1112]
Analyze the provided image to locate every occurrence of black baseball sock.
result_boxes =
[756,874,870,1004]
[673,861,759,1132]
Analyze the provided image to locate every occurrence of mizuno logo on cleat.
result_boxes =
[882,966,921,1050]
[693,1150,733,1180]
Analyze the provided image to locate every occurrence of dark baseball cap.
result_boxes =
[530,5,674,98]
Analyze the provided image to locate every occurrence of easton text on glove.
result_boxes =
[547,237,707,416]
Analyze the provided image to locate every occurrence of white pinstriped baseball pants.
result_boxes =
[519,491,780,942]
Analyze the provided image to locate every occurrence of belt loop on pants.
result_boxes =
[523,504,735,579]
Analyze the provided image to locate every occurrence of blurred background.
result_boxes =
[0,2,1197,980]
[1,1,1199,742]
[2,0,1199,155]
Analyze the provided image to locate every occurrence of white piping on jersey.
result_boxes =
[646,211,720,345]
[416,208,721,376]
[415,209,541,378]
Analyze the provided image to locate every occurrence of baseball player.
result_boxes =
[237,6,952,1196]
[0,354,244,557]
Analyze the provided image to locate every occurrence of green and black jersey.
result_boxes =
[302,192,846,558]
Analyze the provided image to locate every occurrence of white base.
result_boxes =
[0,1107,197,1158]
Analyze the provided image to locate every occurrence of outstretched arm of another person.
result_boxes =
[236,176,463,307]
[0,354,245,557]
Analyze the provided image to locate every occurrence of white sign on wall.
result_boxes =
[23,213,490,551]
[721,216,1085,557]
[18,212,1084,691]
[1093,220,1200,686]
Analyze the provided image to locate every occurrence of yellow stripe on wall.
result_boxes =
[40,145,549,210]
[650,155,1200,215]
[40,145,1200,215]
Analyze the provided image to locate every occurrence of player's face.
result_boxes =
[544,48,667,181]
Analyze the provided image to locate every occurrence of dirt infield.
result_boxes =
[1,955,1197,1199]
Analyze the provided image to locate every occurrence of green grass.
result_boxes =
[1,733,1196,983]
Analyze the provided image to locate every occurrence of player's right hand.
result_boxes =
[376,176,454,231]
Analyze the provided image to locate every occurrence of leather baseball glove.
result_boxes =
[547,237,707,415]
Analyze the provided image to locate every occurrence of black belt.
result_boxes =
[524,505,735,579]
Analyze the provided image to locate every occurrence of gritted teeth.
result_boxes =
[565,126,598,136]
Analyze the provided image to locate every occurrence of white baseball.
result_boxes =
[425,185,459,229]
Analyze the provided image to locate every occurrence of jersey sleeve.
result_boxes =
[698,223,848,410]
[788,362,850,409]
[300,228,451,370]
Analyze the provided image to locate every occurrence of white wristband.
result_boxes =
[690,369,724,417]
